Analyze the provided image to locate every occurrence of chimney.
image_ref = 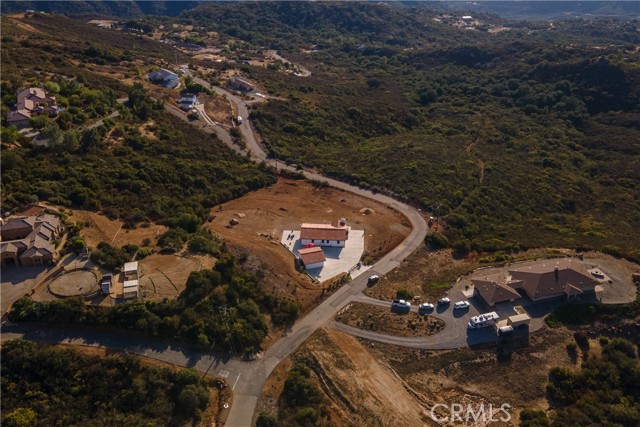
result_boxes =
[554,266,559,282]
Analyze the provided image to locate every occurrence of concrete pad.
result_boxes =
[281,229,366,283]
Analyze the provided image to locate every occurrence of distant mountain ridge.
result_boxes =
[0,0,200,17]
[4,1,639,20]
[437,1,640,20]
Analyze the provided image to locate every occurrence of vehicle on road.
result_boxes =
[367,275,380,286]
[437,297,451,305]
[468,311,499,329]
[237,115,243,125]
[418,303,434,314]
[391,299,411,311]
[454,300,470,309]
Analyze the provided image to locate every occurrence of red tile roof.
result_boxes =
[300,223,348,241]
[298,246,326,265]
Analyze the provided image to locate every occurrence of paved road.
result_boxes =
[346,294,492,349]
[3,69,429,427]
[180,66,428,427]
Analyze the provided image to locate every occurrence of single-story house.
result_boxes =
[509,259,599,301]
[472,259,599,306]
[177,93,197,110]
[148,68,180,89]
[300,219,349,248]
[298,246,326,270]
[123,279,139,299]
[227,76,254,92]
[7,87,59,127]
[124,261,139,279]
[0,214,63,267]
[100,274,113,295]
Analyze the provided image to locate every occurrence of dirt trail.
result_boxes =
[324,329,427,426]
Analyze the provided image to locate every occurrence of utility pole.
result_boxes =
[228,308,247,358]
[202,340,217,378]
[219,306,237,358]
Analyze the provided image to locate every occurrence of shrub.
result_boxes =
[519,409,550,427]
[396,288,413,300]
[282,364,316,408]
[256,412,279,427]
[452,239,471,256]
[426,232,449,249]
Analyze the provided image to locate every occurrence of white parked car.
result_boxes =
[418,303,434,314]
[391,299,411,310]
[437,297,451,305]
[454,300,470,309]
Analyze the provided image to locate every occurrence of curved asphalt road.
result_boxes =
[2,70,428,427]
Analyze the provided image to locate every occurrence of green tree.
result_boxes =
[3,408,37,427]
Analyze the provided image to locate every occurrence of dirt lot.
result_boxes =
[120,254,216,301]
[257,328,430,427]
[138,253,216,301]
[202,92,234,123]
[364,326,578,424]
[335,302,445,337]
[365,246,476,303]
[67,209,168,250]
[207,178,411,312]
[580,251,639,303]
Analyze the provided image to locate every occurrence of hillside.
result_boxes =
[177,2,640,259]
[1,12,275,226]
[0,0,200,17]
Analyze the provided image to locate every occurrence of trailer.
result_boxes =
[467,311,499,329]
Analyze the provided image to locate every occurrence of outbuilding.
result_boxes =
[123,279,139,299]
[124,261,139,279]
[298,246,326,270]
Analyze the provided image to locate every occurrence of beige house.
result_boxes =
[0,214,63,267]
[6,87,59,128]
[473,259,599,306]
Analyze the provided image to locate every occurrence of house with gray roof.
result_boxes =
[148,68,180,89]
